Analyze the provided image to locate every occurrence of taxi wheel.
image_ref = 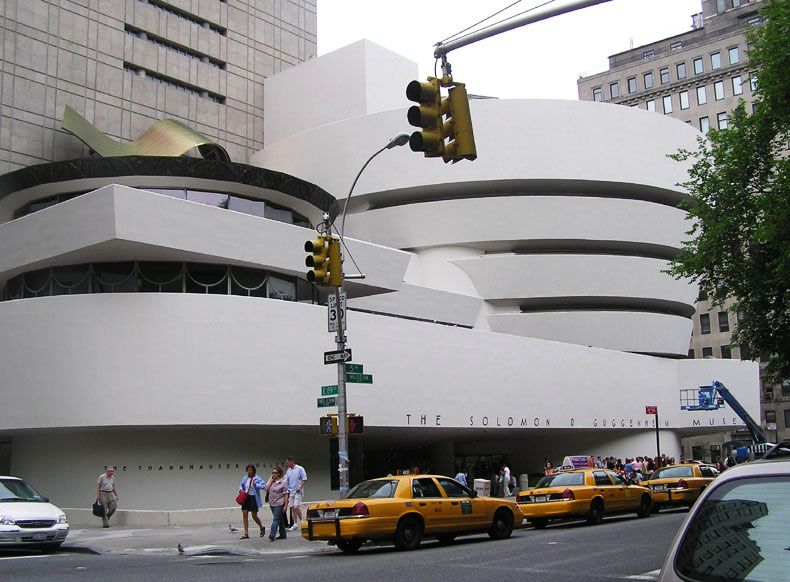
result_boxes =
[637,494,652,518]
[336,538,363,554]
[394,516,423,550]
[488,509,514,539]
[586,499,604,525]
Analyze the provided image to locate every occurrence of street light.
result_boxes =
[331,132,409,495]
[338,133,410,239]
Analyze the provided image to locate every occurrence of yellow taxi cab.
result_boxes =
[301,474,523,553]
[516,468,652,529]
[640,463,719,512]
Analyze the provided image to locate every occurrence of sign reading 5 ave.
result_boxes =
[327,291,347,333]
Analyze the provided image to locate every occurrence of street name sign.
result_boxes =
[344,363,363,374]
[346,372,373,384]
[321,385,339,396]
[317,396,337,408]
[645,406,658,414]
[324,349,352,365]
[327,291,347,333]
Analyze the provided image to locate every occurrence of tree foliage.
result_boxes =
[669,0,789,381]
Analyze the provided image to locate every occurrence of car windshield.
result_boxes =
[652,466,694,479]
[344,479,398,499]
[0,478,46,502]
[674,475,790,581]
[535,472,585,488]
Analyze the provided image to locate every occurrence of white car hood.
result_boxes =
[0,501,65,520]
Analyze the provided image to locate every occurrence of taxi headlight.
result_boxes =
[0,516,16,525]
[57,514,68,524]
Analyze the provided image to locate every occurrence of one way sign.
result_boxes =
[324,349,352,365]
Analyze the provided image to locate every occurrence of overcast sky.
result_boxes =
[317,0,703,100]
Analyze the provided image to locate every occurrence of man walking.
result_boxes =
[284,456,307,531]
[95,466,119,528]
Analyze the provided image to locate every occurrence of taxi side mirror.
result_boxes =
[470,490,478,498]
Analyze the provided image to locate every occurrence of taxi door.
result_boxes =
[592,470,619,511]
[606,470,638,511]
[410,477,445,533]
[435,477,487,529]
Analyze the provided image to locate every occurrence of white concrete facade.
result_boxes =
[0,40,760,519]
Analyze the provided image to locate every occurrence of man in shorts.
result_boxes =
[284,456,307,531]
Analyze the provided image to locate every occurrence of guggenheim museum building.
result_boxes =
[0,40,759,521]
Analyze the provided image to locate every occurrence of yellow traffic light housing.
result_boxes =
[305,235,329,284]
[406,78,449,158]
[327,237,342,287]
[406,76,476,163]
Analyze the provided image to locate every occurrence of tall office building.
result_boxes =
[578,0,787,457]
[0,0,317,173]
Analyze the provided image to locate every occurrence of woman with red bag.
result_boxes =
[237,464,266,539]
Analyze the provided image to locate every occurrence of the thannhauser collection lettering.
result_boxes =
[405,413,743,429]
[103,461,281,472]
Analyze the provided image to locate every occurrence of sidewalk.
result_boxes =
[63,522,337,557]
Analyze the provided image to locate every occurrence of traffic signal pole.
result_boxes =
[333,282,350,495]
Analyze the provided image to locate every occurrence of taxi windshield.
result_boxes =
[0,478,46,502]
[535,472,585,488]
[345,479,399,499]
[652,466,694,479]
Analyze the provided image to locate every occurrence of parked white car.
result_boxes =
[658,449,790,581]
[0,476,69,552]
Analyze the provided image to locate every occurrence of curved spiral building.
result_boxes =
[0,40,759,523]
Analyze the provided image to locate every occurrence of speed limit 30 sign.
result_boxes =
[327,291,347,333]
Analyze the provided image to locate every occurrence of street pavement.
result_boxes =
[1,510,688,581]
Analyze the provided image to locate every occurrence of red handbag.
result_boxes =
[236,476,254,505]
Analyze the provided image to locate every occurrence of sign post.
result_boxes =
[646,406,660,459]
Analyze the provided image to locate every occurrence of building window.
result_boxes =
[782,382,790,397]
[718,311,730,332]
[643,72,654,89]
[646,99,656,111]
[702,347,713,358]
[697,86,707,105]
[627,77,637,93]
[610,82,620,98]
[693,57,704,75]
[688,348,695,359]
[732,75,743,95]
[766,410,776,423]
[721,345,732,359]
[750,73,758,91]
[728,46,740,65]
[731,0,741,7]
[716,0,726,12]
[717,112,728,129]
[714,80,725,100]
[643,49,655,59]
[739,344,750,360]
[711,52,721,70]
[593,87,603,101]
[699,116,710,133]
[679,91,690,109]
[670,41,683,52]
[747,16,762,26]
[660,68,670,84]
[700,313,716,334]
[676,62,687,79]
[785,410,790,429]
[663,95,673,114]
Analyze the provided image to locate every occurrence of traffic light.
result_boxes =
[444,82,477,162]
[406,77,476,163]
[319,416,338,436]
[347,415,364,435]
[305,235,329,284]
[406,77,449,158]
[327,237,342,287]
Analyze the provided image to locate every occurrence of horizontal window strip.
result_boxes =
[125,24,226,70]
[143,0,227,35]
[123,61,226,103]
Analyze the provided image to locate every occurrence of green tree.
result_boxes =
[669,0,789,382]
